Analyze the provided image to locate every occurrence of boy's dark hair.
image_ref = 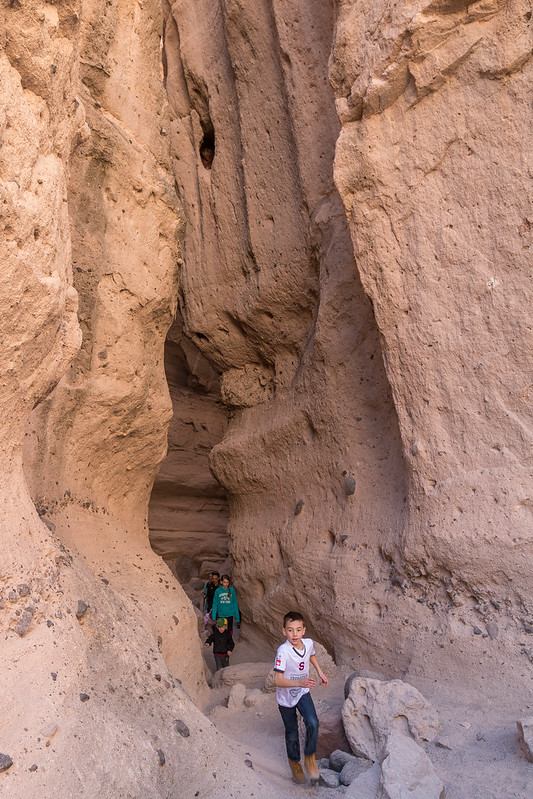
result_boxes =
[211,571,220,578]
[283,611,305,627]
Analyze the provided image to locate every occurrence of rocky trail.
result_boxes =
[198,627,533,799]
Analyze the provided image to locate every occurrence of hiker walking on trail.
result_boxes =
[203,571,220,615]
[273,611,328,785]
[211,574,240,635]
[205,617,234,670]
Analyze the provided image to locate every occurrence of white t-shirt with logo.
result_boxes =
[274,638,315,708]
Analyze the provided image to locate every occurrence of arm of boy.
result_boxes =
[309,654,328,686]
[274,671,316,689]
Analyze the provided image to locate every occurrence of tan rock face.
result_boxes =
[0,3,287,798]
[163,0,533,680]
[163,0,408,673]
[331,0,533,600]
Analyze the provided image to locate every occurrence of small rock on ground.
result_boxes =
[329,748,358,772]
[319,768,340,788]
[340,756,373,786]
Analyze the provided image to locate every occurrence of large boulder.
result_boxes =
[345,762,381,799]
[342,678,440,761]
[379,730,445,799]
[211,662,273,689]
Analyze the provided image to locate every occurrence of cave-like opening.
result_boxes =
[148,308,230,611]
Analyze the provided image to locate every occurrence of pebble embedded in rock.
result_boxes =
[344,476,356,495]
[157,749,165,766]
[18,584,31,597]
[76,600,88,619]
[80,693,90,702]
[29,764,38,772]
[294,499,304,515]
[174,719,190,738]
[486,622,498,640]
[40,723,58,737]
[0,753,13,772]
[14,611,33,637]
[473,626,483,635]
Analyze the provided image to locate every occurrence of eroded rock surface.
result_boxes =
[0,2,298,798]
[342,677,440,761]
[332,0,533,607]
[163,0,408,676]
[163,0,533,683]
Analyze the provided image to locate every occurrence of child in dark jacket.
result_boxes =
[205,618,235,670]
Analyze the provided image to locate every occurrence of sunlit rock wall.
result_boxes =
[1,2,286,798]
[331,0,533,608]
[162,0,408,671]
[163,0,533,677]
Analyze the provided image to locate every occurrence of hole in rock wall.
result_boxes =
[148,309,230,611]
[199,121,215,169]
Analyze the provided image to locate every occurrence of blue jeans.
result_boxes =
[278,692,319,762]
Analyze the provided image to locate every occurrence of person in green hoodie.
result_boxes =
[211,574,240,635]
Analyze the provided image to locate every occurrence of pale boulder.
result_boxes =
[212,662,273,689]
[345,762,381,799]
[517,717,533,762]
[342,678,440,761]
[227,682,247,710]
[379,730,445,799]
[244,688,264,708]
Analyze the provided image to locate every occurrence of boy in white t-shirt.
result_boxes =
[273,611,328,784]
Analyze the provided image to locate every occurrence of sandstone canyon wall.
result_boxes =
[162,0,532,680]
[1,2,288,798]
[0,0,532,797]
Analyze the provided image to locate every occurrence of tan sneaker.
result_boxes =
[288,760,307,784]
[304,753,320,781]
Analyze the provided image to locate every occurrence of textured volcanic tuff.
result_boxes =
[0,1,531,798]
[161,0,532,674]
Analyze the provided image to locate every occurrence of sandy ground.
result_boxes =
[199,629,533,799]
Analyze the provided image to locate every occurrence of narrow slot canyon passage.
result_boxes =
[148,309,231,613]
